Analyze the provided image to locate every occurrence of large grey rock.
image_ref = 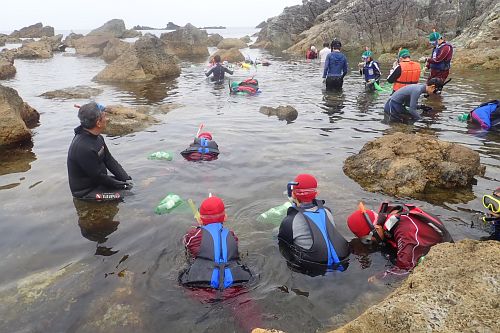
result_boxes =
[210,48,245,63]
[253,0,331,50]
[9,22,54,38]
[94,34,181,83]
[216,38,247,50]
[102,39,132,63]
[207,33,224,47]
[160,23,209,60]
[332,240,500,333]
[39,86,103,99]
[121,29,142,38]
[0,54,16,80]
[87,19,127,38]
[63,33,84,48]
[343,132,485,199]
[2,36,62,60]
[0,84,39,146]
[259,105,298,122]
[73,35,118,57]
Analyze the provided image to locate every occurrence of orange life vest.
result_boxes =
[393,60,421,91]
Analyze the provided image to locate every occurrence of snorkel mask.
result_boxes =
[358,202,384,245]
[287,181,298,201]
[483,194,500,214]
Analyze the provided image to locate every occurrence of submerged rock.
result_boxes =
[94,34,180,83]
[39,85,103,99]
[216,38,247,50]
[259,105,298,122]
[332,240,500,333]
[210,48,245,63]
[343,133,485,199]
[9,22,54,38]
[0,84,39,146]
[160,23,209,60]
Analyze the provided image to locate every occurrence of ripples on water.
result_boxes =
[0,30,499,332]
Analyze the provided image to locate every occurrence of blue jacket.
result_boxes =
[323,51,348,78]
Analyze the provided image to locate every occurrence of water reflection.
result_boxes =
[0,142,36,177]
[73,198,120,256]
[107,79,178,104]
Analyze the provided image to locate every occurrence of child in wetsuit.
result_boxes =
[481,188,500,241]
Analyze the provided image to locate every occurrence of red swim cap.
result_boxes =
[347,209,377,238]
[199,196,225,224]
[293,174,318,202]
[198,132,213,140]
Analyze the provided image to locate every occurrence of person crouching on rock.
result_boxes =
[180,131,220,161]
[480,188,500,241]
[278,174,350,274]
[205,55,234,84]
[347,202,453,282]
[383,78,443,123]
[67,102,133,201]
[180,196,252,291]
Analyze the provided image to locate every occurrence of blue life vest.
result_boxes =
[179,222,252,289]
[470,100,500,130]
[180,138,220,157]
[363,61,380,81]
[430,42,453,71]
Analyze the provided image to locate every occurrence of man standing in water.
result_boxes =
[426,32,453,85]
[205,55,233,84]
[322,40,348,91]
[67,102,133,201]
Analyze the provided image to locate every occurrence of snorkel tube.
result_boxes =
[358,202,384,245]
[287,181,298,205]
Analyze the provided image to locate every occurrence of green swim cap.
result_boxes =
[429,32,442,42]
[362,50,373,58]
[398,49,410,58]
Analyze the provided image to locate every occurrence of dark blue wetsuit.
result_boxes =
[323,51,348,91]
[384,84,426,123]
[67,126,131,201]
[205,63,234,84]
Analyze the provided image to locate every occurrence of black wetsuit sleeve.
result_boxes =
[103,143,130,181]
[387,66,401,84]
[205,67,214,77]
[224,66,234,75]
[77,144,127,188]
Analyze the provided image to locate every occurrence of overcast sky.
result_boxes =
[1,0,303,31]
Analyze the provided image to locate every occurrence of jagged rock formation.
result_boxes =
[9,23,54,38]
[94,34,180,83]
[160,23,209,60]
[252,0,332,50]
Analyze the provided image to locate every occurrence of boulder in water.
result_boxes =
[160,23,209,60]
[103,104,158,136]
[331,240,500,333]
[102,39,133,63]
[259,105,298,122]
[87,19,127,38]
[210,48,245,63]
[94,34,180,83]
[0,54,16,80]
[207,33,223,47]
[0,84,39,146]
[240,35,252,44]
[165,22,180,30]
[9,22,54,38]
[343,132,485,199]
[121,29,142,38]
[216,38,247,50]
[63,33,84,48]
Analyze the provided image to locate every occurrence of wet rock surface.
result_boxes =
[210,48,245,63]
[160,23,209,60]
[343,132,485,199]
[102,39,133,63]
[9,22,54,38]
[332,240,500,333]
[207,33,224,47]
[216,38,247,50]
[0,54,16,80]
[94,34,181,83]
[0,84,39,146]
[74,35,119,57]
[39,86,103,99]
[63,33,84,48]
[259,105,298,122]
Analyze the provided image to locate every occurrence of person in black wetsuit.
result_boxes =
[205,55,233,84]
[67,102,133,201]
